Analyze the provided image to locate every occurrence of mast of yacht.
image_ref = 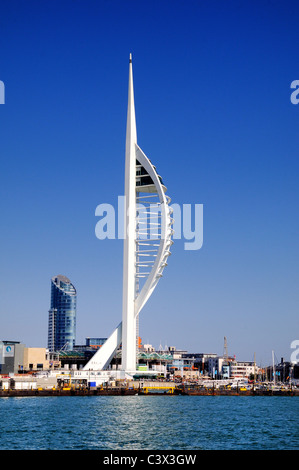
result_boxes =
[272,350,275,385]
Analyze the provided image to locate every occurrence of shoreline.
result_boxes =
[1,387,298,398]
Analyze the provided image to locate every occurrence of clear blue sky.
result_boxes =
[0,0,298,366]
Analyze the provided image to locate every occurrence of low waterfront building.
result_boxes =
[48,351,61,370]
[10,376,37,390]
[229,361,258,379]
[0,378,9,390]
[0,376,37,390]
[85,338,107,349]
[142,344,155,353]
[0,341,25,375]
[137,351,173,375]
[265,358,299,383]
[0,342,61,374]
[59,338,109,369]
[207,356,227,379]
[183,353,218,375]
[23,347,49,372]
[58,350,90,370]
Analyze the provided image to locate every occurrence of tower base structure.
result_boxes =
[76,369,161,387]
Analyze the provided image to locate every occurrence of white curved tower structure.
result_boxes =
[84,55,173,375]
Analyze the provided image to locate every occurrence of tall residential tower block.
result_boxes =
[48,275,77,352]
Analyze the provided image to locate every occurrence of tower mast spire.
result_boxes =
[122,53,137,372]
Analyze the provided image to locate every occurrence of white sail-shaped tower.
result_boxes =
[84,55,173,375]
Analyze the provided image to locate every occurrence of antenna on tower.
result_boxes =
[223,336,228,364]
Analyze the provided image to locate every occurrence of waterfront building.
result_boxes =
[0,341,25,375]
[207,356,226,379]
[48,275,77,352]
[166,347,193,375]
[58,350,87,370]
[23,347,49,372]
[47,350,61,370]
[183,353,217,376]
[142,344,155,353]
[84,55,173,376]
[58,339,109,370]
[229,361,258,379]
[0,342,61,374]
[85,337,107,349]
[265,357,299,383]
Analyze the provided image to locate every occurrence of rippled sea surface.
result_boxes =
[0,395,298,450]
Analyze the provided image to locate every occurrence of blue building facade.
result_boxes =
[48,275,77,352]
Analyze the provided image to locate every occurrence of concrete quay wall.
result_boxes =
[0,386,298,397]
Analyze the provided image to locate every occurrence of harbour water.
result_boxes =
[0,395,298,450]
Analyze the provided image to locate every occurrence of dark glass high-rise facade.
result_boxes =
[48,275,77,352]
